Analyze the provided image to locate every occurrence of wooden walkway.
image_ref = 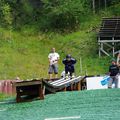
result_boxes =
[43,76,85,94]
[98,17,120,57]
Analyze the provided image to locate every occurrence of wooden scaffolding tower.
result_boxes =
[98,17,120,57]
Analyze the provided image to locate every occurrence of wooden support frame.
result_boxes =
[98,17,120,57]
[98,37,120,57]
[14,80,44,103]
[43,76,85,93]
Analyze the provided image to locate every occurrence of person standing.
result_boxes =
[108,59,119,88]
[48,48,60,80]
[62,54,77,79]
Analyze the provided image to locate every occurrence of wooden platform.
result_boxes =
[98,17,120,57]
[13,80,44,103]
[43,76,85,94]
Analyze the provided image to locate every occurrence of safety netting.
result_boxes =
[0,89,120,120]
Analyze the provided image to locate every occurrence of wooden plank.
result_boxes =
[54,76,82,86]
[77,81,81,90]
[98,40,120,42]
[15,80,44,103]
[50,78,69,85]
[43,76,85,93]
[39,85,44,100]
[14,80,42,87]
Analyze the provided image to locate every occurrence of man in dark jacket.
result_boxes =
[62,54,77,79]
[108,59,119,88]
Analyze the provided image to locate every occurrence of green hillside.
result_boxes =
[0,21,108,79]
[0,1,120,79]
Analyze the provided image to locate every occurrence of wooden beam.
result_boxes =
[103,43,113,48]
[98,40,120,43]
[100,48,110,56]
[76,81,81,91]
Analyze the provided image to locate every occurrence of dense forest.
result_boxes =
[0,0,120,32]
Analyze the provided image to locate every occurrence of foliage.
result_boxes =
[0,1,119,79]
[108,3,120,16]
[0,0,120,32]
[0,23,110,80]
[110,0,120,5]
[0,0,36,29]
[2,3,13,28]
[40,0,91,32]
[0,93,8,101]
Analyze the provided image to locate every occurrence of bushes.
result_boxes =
[40,0,91,32]
[0,0,120,32]
[109,3,120,16]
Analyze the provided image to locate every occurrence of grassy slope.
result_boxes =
[0,9,119,80]
[0,93,8,101]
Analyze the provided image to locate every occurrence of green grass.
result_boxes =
[0,25,110,79]
[0,93,9,101]
[0,11,116,80]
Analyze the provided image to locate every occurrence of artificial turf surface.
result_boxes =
[0,89,120,120]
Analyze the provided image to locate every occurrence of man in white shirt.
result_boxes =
[48,48,60,80]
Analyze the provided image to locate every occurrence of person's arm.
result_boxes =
[71,58,77,64]
[56,53,60,62]
[53,53,60,64]
[117,56,119,65]
[48,54,52,65]
[62,59,66,65]
[117,66,119,73]
[117,57,120,66]
[48,58,51,64]
[108,66,111,76]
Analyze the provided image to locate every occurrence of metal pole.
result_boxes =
[98,42,101,57]
[112,42,115,57]
[112,37,115,57]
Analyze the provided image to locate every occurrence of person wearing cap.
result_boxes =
[48,47,60,80]
[108,59,119,88]
[62,54,77,79]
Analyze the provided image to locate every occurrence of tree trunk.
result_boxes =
[104,0,107,9]
[92,0,95,14]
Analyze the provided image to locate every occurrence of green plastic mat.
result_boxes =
[0,89,120,120]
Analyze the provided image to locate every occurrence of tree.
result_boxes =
[41,0,91,32]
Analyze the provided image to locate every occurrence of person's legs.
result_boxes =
[53,64,58,78]
[49,74,52,80]
[65,66,69,79]
[114,75,119,88]
[69,66,75,78]
[48,65,53,80]
[108,76,113,88]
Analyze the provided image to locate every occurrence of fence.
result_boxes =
[0,80,18,95]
